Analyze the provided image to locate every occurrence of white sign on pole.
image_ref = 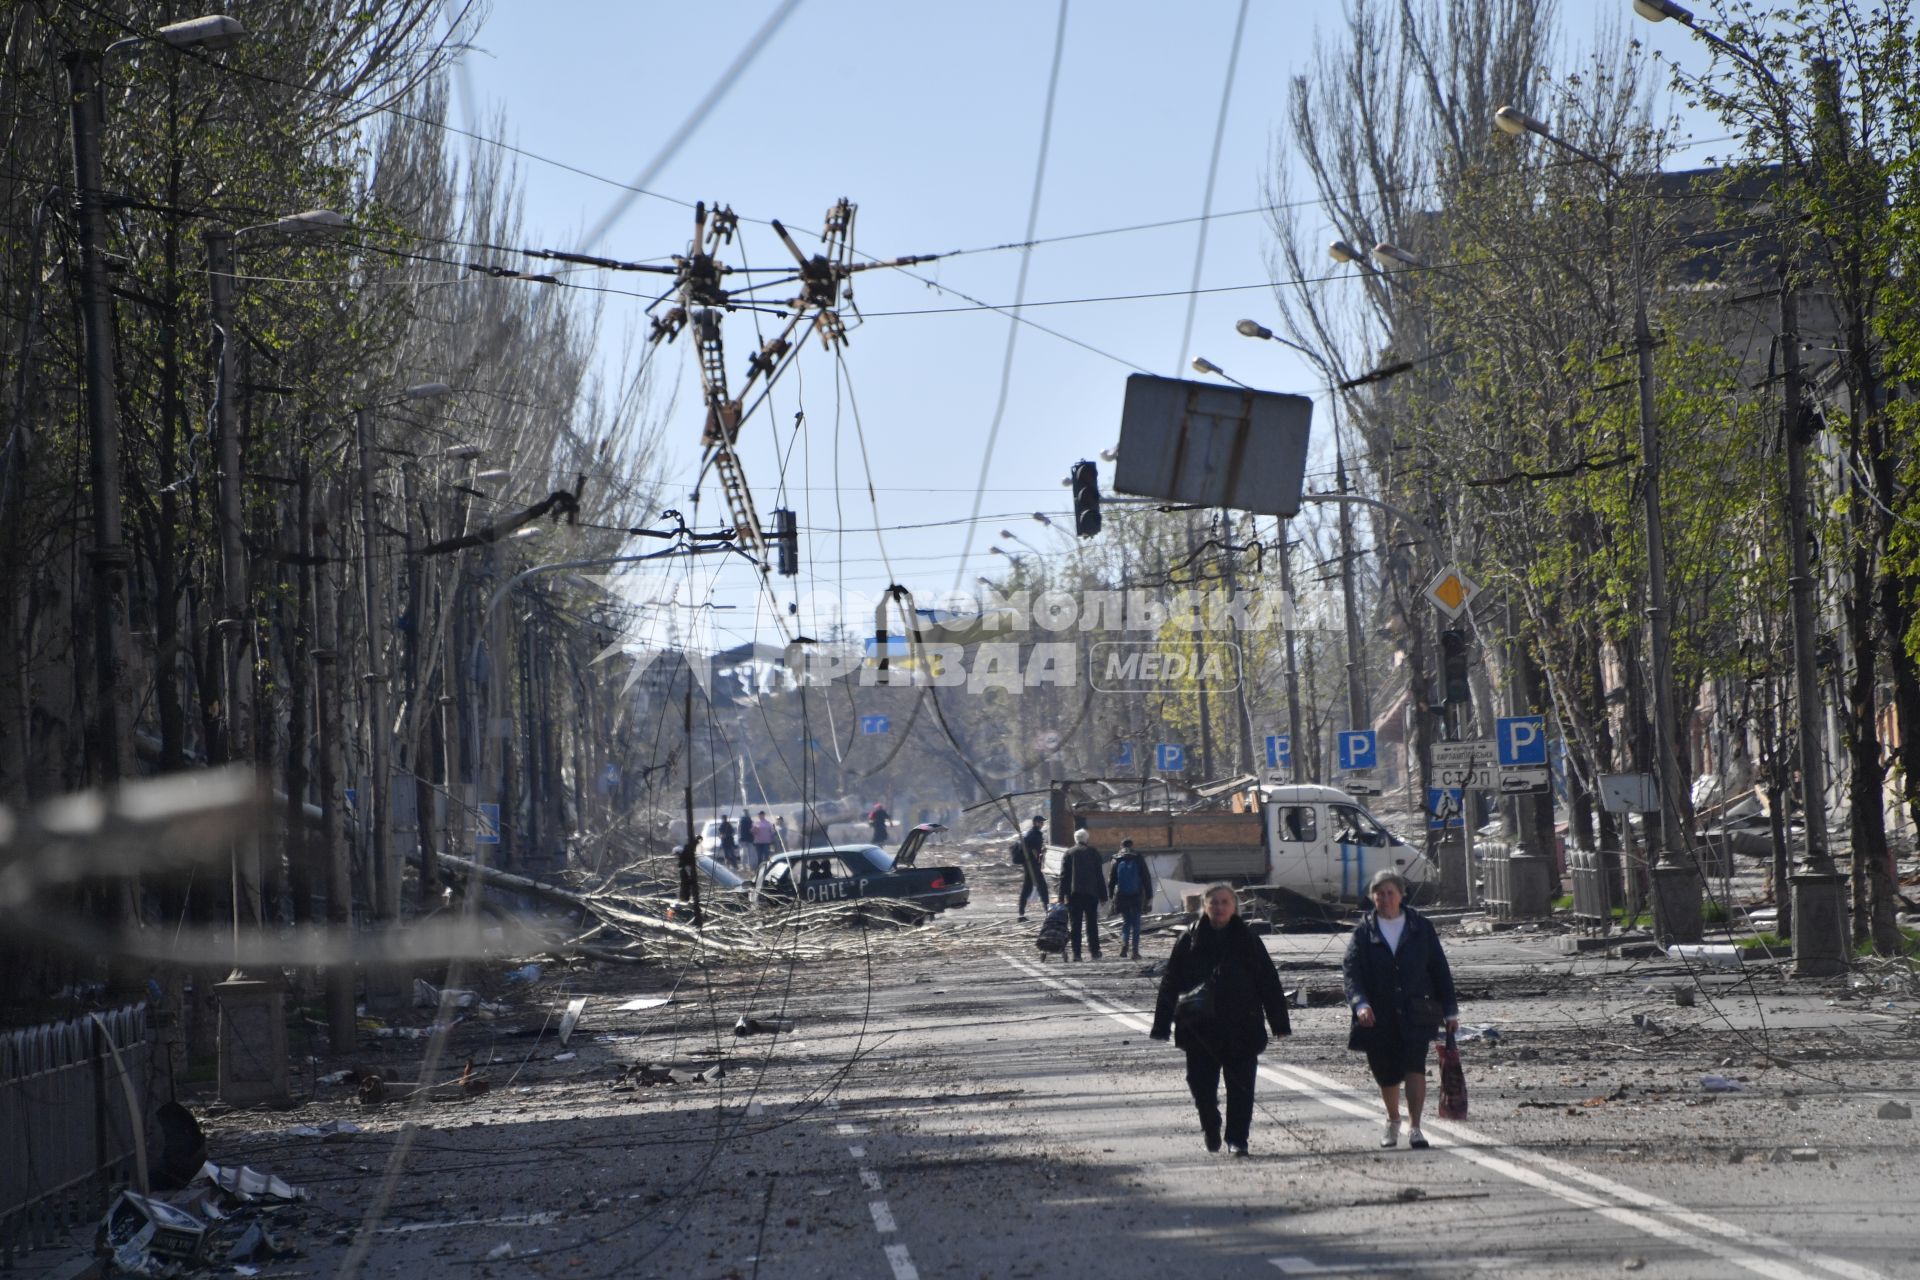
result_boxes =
[1432,740,1494,768]
[1435,763,1498,790]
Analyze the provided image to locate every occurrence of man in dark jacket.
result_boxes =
[1016,814,1050,920]
[1342,869,1459,1150]
[1150,884,1292,1155]
[1056,828,1106,960]
[1107,838,1154,959]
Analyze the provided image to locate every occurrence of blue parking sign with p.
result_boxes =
[1337,729,1376,771]
[1114,741,1135,768]
[1497,715,1547,767]
[1155,743,1186,772]
[1264,734,1291,769]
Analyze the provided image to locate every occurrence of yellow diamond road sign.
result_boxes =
[1425,563,1479,620]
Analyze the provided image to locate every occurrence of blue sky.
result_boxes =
[454,1,1723,653]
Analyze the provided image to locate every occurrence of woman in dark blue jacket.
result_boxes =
[1342,869,1458,1150]
[1151,884,1292,1156]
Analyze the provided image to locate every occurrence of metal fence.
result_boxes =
[1569,847,1623,932]
[0,1003,149,1262]
[1480,842,1513,917]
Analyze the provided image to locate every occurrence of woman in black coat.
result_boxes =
[1342,869,1458,1150]
[1150,884,1292,1156]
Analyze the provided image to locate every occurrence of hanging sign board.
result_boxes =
[1113,375,1313,516]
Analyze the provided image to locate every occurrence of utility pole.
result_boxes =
[206,227,262,924]
[1335,446,1370,738]
[315,476,355,1050]
[1780,275,1847,974]
[1276,519,1307,783]
[1185,516,1216,778]
[1220,513,1257,777]
[356,408,397,926]
[64,51,136,795]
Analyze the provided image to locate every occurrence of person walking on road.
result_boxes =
[774,815,791,852]
[1108,838,1154,959]
[1342,869,1459,1151]
[868,802,891,846]
[749,811,776,871]
[1056,828,1106,960]
[1150,884,1292,1156]
[1016,815,1050,920]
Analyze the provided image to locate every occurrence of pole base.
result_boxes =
[1437,838,1472,906]
[1505,850,1553,918]
[1649,863,1703,945]
[1789,869,1849,977]
[215,974,289,1106]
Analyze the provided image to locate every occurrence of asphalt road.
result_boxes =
[52,849,1912,1280]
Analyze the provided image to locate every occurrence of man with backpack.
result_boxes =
[1056,828,1107,961]
[1108,838,1154,959]
[1015,814,1050,921]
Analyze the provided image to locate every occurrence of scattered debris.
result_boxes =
[103,1191,208,1272]
[151,1100,207,1191]
[415,978,481,1009]
[1631,1014,1666,1035]
[1787,1148,1820,1162]
[1673,988,1696,1008]
[553,1051,577,1062]
[735,1014,796,1036]
[487,1242,517,1260]
[505,963,543,984]
[559,996,587,1047]
[1662,942,1740,967]
[316,1069,356,1085]
[225,1221,288,1264]
[196,1161,306,1202]
[1700,1075,1745,1093]
[616,996,671,1012]
[285,1119,364,1138]
[1877,1100,1912,1120]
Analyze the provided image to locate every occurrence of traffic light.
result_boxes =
[1440,628,1471,705]
[1070,460,1102,538]
[770,508,798,576]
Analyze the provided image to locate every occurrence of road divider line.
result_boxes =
[1003,953,1874,1280]
[869,1200,898,1233]
[1269,1059,1884,1280]
[883,1242,920,1280]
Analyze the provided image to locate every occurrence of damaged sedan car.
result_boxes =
[748,823,969,914]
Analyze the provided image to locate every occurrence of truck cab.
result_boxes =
[1262,784,1434,906]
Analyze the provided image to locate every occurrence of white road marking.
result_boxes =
[848,1144,866,1159]
[1002,953,1882,1280]
[884,1242,920,1280]
[860,1168,883,1191]
[377,1211,559,1234]
[836,1122,868,1135]
[1269,1258,1376,1276]
[869,1200,898,1233]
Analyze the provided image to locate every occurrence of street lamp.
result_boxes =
[1495,102,1699,935]
[1372,242,1426,270]
[988,545,1023,568]
[1627,0,1848,979]
[66,14,247,795]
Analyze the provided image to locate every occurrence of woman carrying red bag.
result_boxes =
[1342,869,1458,1150]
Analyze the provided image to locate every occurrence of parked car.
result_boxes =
[748,824,968,913]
